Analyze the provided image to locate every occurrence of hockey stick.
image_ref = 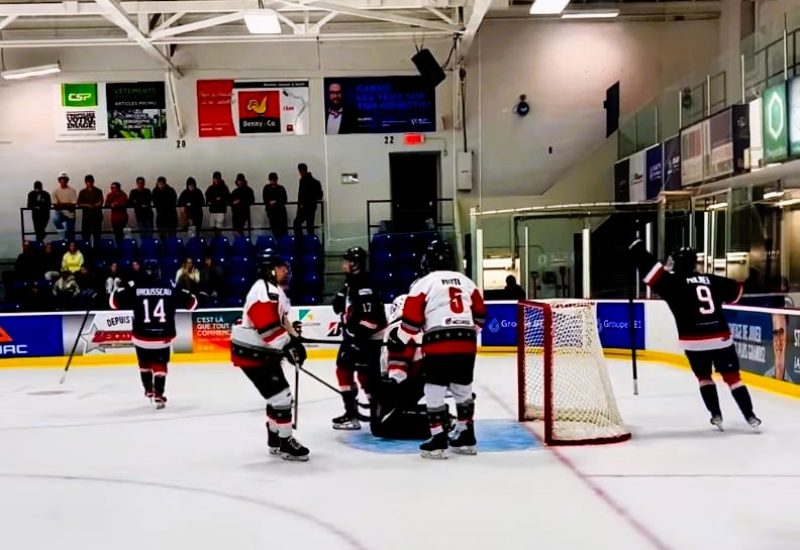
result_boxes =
[292,360,300,429]
[628,253,639,396]
[60,303,94,385]
[298,364,341,395]
[300,336,418,348]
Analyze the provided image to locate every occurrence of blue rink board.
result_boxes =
[343,419,541,454]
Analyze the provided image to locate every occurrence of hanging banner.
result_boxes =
[762,82,788,163]
[323,76,436,134]
[106,81,167,139]
[196,80,310,137]
[56,83,108,141]
[681,122,704,186]
[749,98,764,169]
[663,135,682,190]
[645,144,663,199]
[789,76,800,156]
[628,150,646,202]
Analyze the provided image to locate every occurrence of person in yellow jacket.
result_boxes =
[61,241,85,273]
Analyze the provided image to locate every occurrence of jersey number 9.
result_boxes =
[696,285,715,315]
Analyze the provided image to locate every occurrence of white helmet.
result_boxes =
[389,294,407,322]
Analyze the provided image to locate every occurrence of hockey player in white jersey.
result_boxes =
[400,240,487,458]
[230,251,310,461]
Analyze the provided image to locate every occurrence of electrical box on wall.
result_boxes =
[457,151,473,191]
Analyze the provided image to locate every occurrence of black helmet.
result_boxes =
[670,247,698,275]
[343,246,368,275]
[142,259,160,281]
[259,249,289,284]
[421,240,454,274]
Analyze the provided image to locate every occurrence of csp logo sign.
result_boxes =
[0,315,64,357]
[62,83,99,108]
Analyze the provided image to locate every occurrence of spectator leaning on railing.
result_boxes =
[129,176,153,238]
[52,172,77,242]
[231,173,255,236]
[27,181,51,242]
[153,176,178,239]
[206,171,229,235]
[178,177,205,232]
[105,181,129,244]
[263,172,288,238]
[62,241,84,273]
[294,163,323,236]
[77,174,104,246]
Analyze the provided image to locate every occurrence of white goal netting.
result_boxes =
[517,300,630,445]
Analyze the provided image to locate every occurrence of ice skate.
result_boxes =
[279,436,310,462]
[710,415,724,431]
[268,429,280,456]
[420,432,449,459]
[746,415,762,432]
[154,395,167,410]
[449,424,477,455]
[332,413,361,431]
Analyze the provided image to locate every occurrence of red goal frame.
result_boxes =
[517,300,631,446]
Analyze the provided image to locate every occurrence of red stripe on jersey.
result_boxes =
[109,292,120,310]
[423,340,477,355]
[262,326,287,344]
[679,331,731,341]
[232,356,266,368]
[402,293,426,330]
[187,295,199,311]
[470,289,487,327]
[729,283,744,305]
[247,300,282,332]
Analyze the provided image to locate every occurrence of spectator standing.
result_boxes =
[177,177,205,233]
[231,173,255,237]
[152,176,178,240]
[62,241,84,273]
[77,175,104,246]
[27,181,51,242]
[105,182,129,244]
[41,242,61,281]
[198,255,225,305]
[52,172,77,242]
[175,257,200,293]
[293,163,323,236]
[15,241,41,282]
[503,275,526,300]
[263,172,288,238]
[129,177,154,238]
[205,171,229,235]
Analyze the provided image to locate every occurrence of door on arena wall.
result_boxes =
[389,152,440,232]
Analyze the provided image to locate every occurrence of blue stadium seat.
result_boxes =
[371,233,393,252]
[301,254,321,272]
[225,295,245,307]
[412,231,439,252]
[255,235,277,252]
[28,241,44,253]
[160,257,181,280]
[301,234,322,253]
[120,238,138,260]
[227,276,249,299]
[229,256,252,278]
[301,272,323,290]
[97,238,117,260]
[186,236,207,260]
[383,289,398,302]
[277,235,297,254]
[298,295,322,306]
[0,302,22,313]
[51,239,68,256]
[140,237,161,259]
[282,254,296,270]
[231,236,253,258]
[75,239,92,256]
[210,235,230,258]
[93,259,109,273]
[117,259,133,271]
[164,236,185,259]
[390,233,412,253]
[371,250,394,270]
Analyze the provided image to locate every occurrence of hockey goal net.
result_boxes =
[517,300,631,445]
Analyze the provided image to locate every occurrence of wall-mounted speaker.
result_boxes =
[411,48,446,88]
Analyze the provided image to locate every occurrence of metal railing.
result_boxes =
[366,198,455,239]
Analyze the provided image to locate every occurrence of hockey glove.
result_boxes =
[283,336,307,366]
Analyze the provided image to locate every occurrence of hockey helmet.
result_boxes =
[421,240,454,274]
[259,249,290,284]
[142,259,160,281]
[669,247,698,276]
[389,294,408,323]
[343,246,368,275]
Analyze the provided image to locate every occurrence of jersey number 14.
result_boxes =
[142,298,167,324]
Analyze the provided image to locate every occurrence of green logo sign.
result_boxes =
[763,82,788,163]
[790,76,800,156]
[61,83,98,108]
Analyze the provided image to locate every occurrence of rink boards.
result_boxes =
[1,300,799,397]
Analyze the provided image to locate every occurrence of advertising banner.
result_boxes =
[56,83,108,141]
[323,76,436,134]
[628,151,646,202]
[596,302,645,350]
[614,159,630,202]
[749,98,764,169]
[789,76,800,156]
[681,122,704,185]
[762,82,788,163]
[708,108,733,179]
[663,135,682,190]
[481,303,518,347]
[645,144,663,199]
[106,82,167,139]
[192,311,240,353]
[197,80,310,137]
[725,309,774,378]
[0,315,63,358]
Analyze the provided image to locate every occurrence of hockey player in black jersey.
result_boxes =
[110,259,198,409]
[331,247,388,430]
[630,240,761,430]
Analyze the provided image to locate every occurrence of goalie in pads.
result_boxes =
[630,240,761,431]
[400,240,486,458]
[231,251,310,461]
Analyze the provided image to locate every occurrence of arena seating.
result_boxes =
[369,231,438,301]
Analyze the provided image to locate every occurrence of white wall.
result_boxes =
[0,39,456,257]
[463,18,720,201]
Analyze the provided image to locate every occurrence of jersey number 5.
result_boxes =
[449,287,464,314]
[696,285,715,315]
[142,298,167,324]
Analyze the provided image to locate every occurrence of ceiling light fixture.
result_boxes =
[763,190,785,200]
[561,10,620,19]
[530,0,571,16]
[243,8,282,34]
[777,198,800,208]
[706,202,728,211]
[1,63,61,80]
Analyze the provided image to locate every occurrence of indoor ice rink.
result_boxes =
[1,354,798,550]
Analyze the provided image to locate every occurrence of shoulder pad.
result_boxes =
[358,288,373,296]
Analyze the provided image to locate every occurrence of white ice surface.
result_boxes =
[1,357,799,550]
